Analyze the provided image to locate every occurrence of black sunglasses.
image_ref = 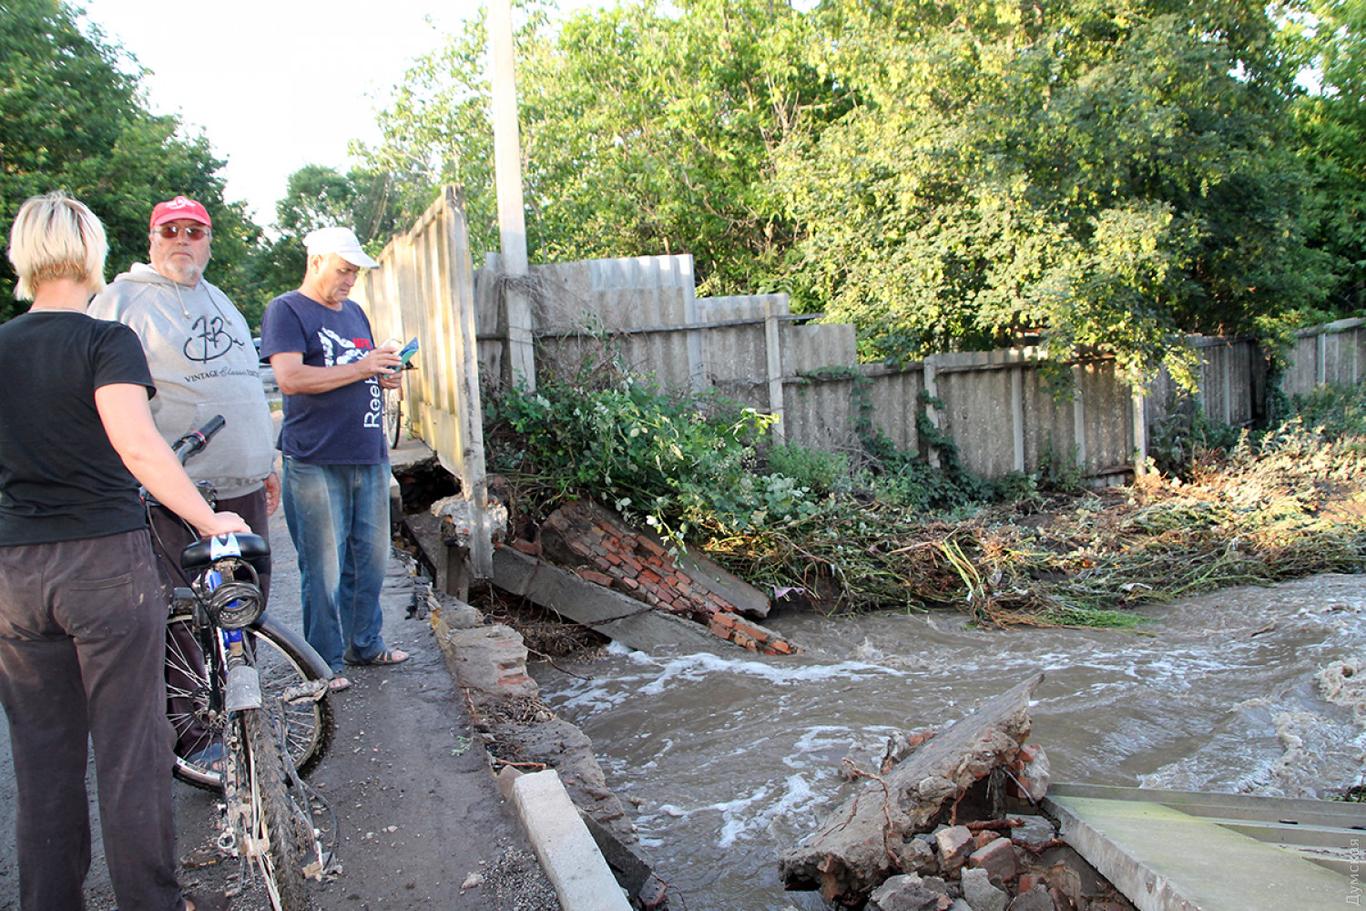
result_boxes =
[154,224,211,240]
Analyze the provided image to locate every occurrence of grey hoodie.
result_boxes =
[88,264,275,499]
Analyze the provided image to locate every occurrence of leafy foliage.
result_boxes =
[248,164,403,303]
[485,379,780,539]
[486,373,1363,626]
[353,0,1358,387]
[1281,0,1366,316]
[0,0,259,321]
[358,0,838,300]
[780,2,1331,383]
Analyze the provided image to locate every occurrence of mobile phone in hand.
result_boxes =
[392,337,419,372]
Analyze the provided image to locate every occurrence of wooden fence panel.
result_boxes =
[1283,319,1364,398]
[355,188,493,578]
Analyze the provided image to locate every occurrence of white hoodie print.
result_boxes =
[317,327,384,430]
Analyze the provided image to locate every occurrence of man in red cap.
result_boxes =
[89,196,280,767]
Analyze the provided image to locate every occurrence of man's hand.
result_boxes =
[264,471,281,516]
[360,344,402,377]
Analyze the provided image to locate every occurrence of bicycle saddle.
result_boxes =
[179,533,270,573]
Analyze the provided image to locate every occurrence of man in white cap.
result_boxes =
[259,227,409,691]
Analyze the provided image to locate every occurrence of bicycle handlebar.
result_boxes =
[171,415,226,465]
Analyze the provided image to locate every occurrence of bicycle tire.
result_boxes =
[245,706,312,911]
[168,615,334,790]
[384,386,402,449]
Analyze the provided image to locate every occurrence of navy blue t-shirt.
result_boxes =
[259,292,387,465]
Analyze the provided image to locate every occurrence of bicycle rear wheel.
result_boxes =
[244,706,313,911]
[168,615,333,789]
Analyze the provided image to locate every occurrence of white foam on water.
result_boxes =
[551,644,903,715]
[636,651,904,696]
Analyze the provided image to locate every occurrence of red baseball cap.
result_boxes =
[149,195,212,229]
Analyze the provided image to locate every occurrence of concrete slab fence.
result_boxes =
[358,193,1364,485]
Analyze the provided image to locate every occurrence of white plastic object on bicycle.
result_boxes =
[225,664,263,712]
[210,533,242,559]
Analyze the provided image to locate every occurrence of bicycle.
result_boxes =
[155,416,335,909]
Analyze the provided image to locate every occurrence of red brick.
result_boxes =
[509,538,541,556]
[767,640,793,655]
[577,569,613,586]
[935,826,973,873]
[601,552,622,566]
[638,569,662,586]
[636,536,667,558]
[974,831,1000,850]
[967,837,1018,886]
[620,577,640,590]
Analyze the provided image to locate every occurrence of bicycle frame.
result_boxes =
[177,542,326,906]
[156,417,329,908]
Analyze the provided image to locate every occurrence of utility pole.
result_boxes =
[488,0,536,390]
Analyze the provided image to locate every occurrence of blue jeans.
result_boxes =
[282,458,391,673]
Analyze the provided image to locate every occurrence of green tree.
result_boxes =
[0,0,259,323]
[248,164,405,303]
[1282,0,1366,316]
[778,0,1331,384]
[357,0,1345,386]
[515,0,841,297]
[358,0,840,297]
[354,10,507,258]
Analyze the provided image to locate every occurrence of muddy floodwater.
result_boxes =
[532,573,1366,911]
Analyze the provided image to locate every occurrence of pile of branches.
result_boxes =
[704,416,1366,627]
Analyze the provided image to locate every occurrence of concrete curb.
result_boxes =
[497,769,633,911]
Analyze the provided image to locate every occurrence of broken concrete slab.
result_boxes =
[962,868,1008,911]
[502,769,633,911]
[779,672,1044,907]
[492,545,729,653]
[497,717,635,842]
[1045,793,1351,911]
[579,809,670,909]
[867,873,945,911]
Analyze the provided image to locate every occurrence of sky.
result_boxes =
[79,0,496,226]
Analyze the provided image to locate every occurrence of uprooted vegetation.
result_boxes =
[483,377,1366,628]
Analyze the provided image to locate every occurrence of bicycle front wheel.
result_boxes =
[383,385,402,449]
[244,706,313,911]
[168,615,333,789]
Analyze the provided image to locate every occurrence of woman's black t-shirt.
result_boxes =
[0,310,155,545]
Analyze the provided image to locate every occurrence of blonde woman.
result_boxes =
[0,192,246,911]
